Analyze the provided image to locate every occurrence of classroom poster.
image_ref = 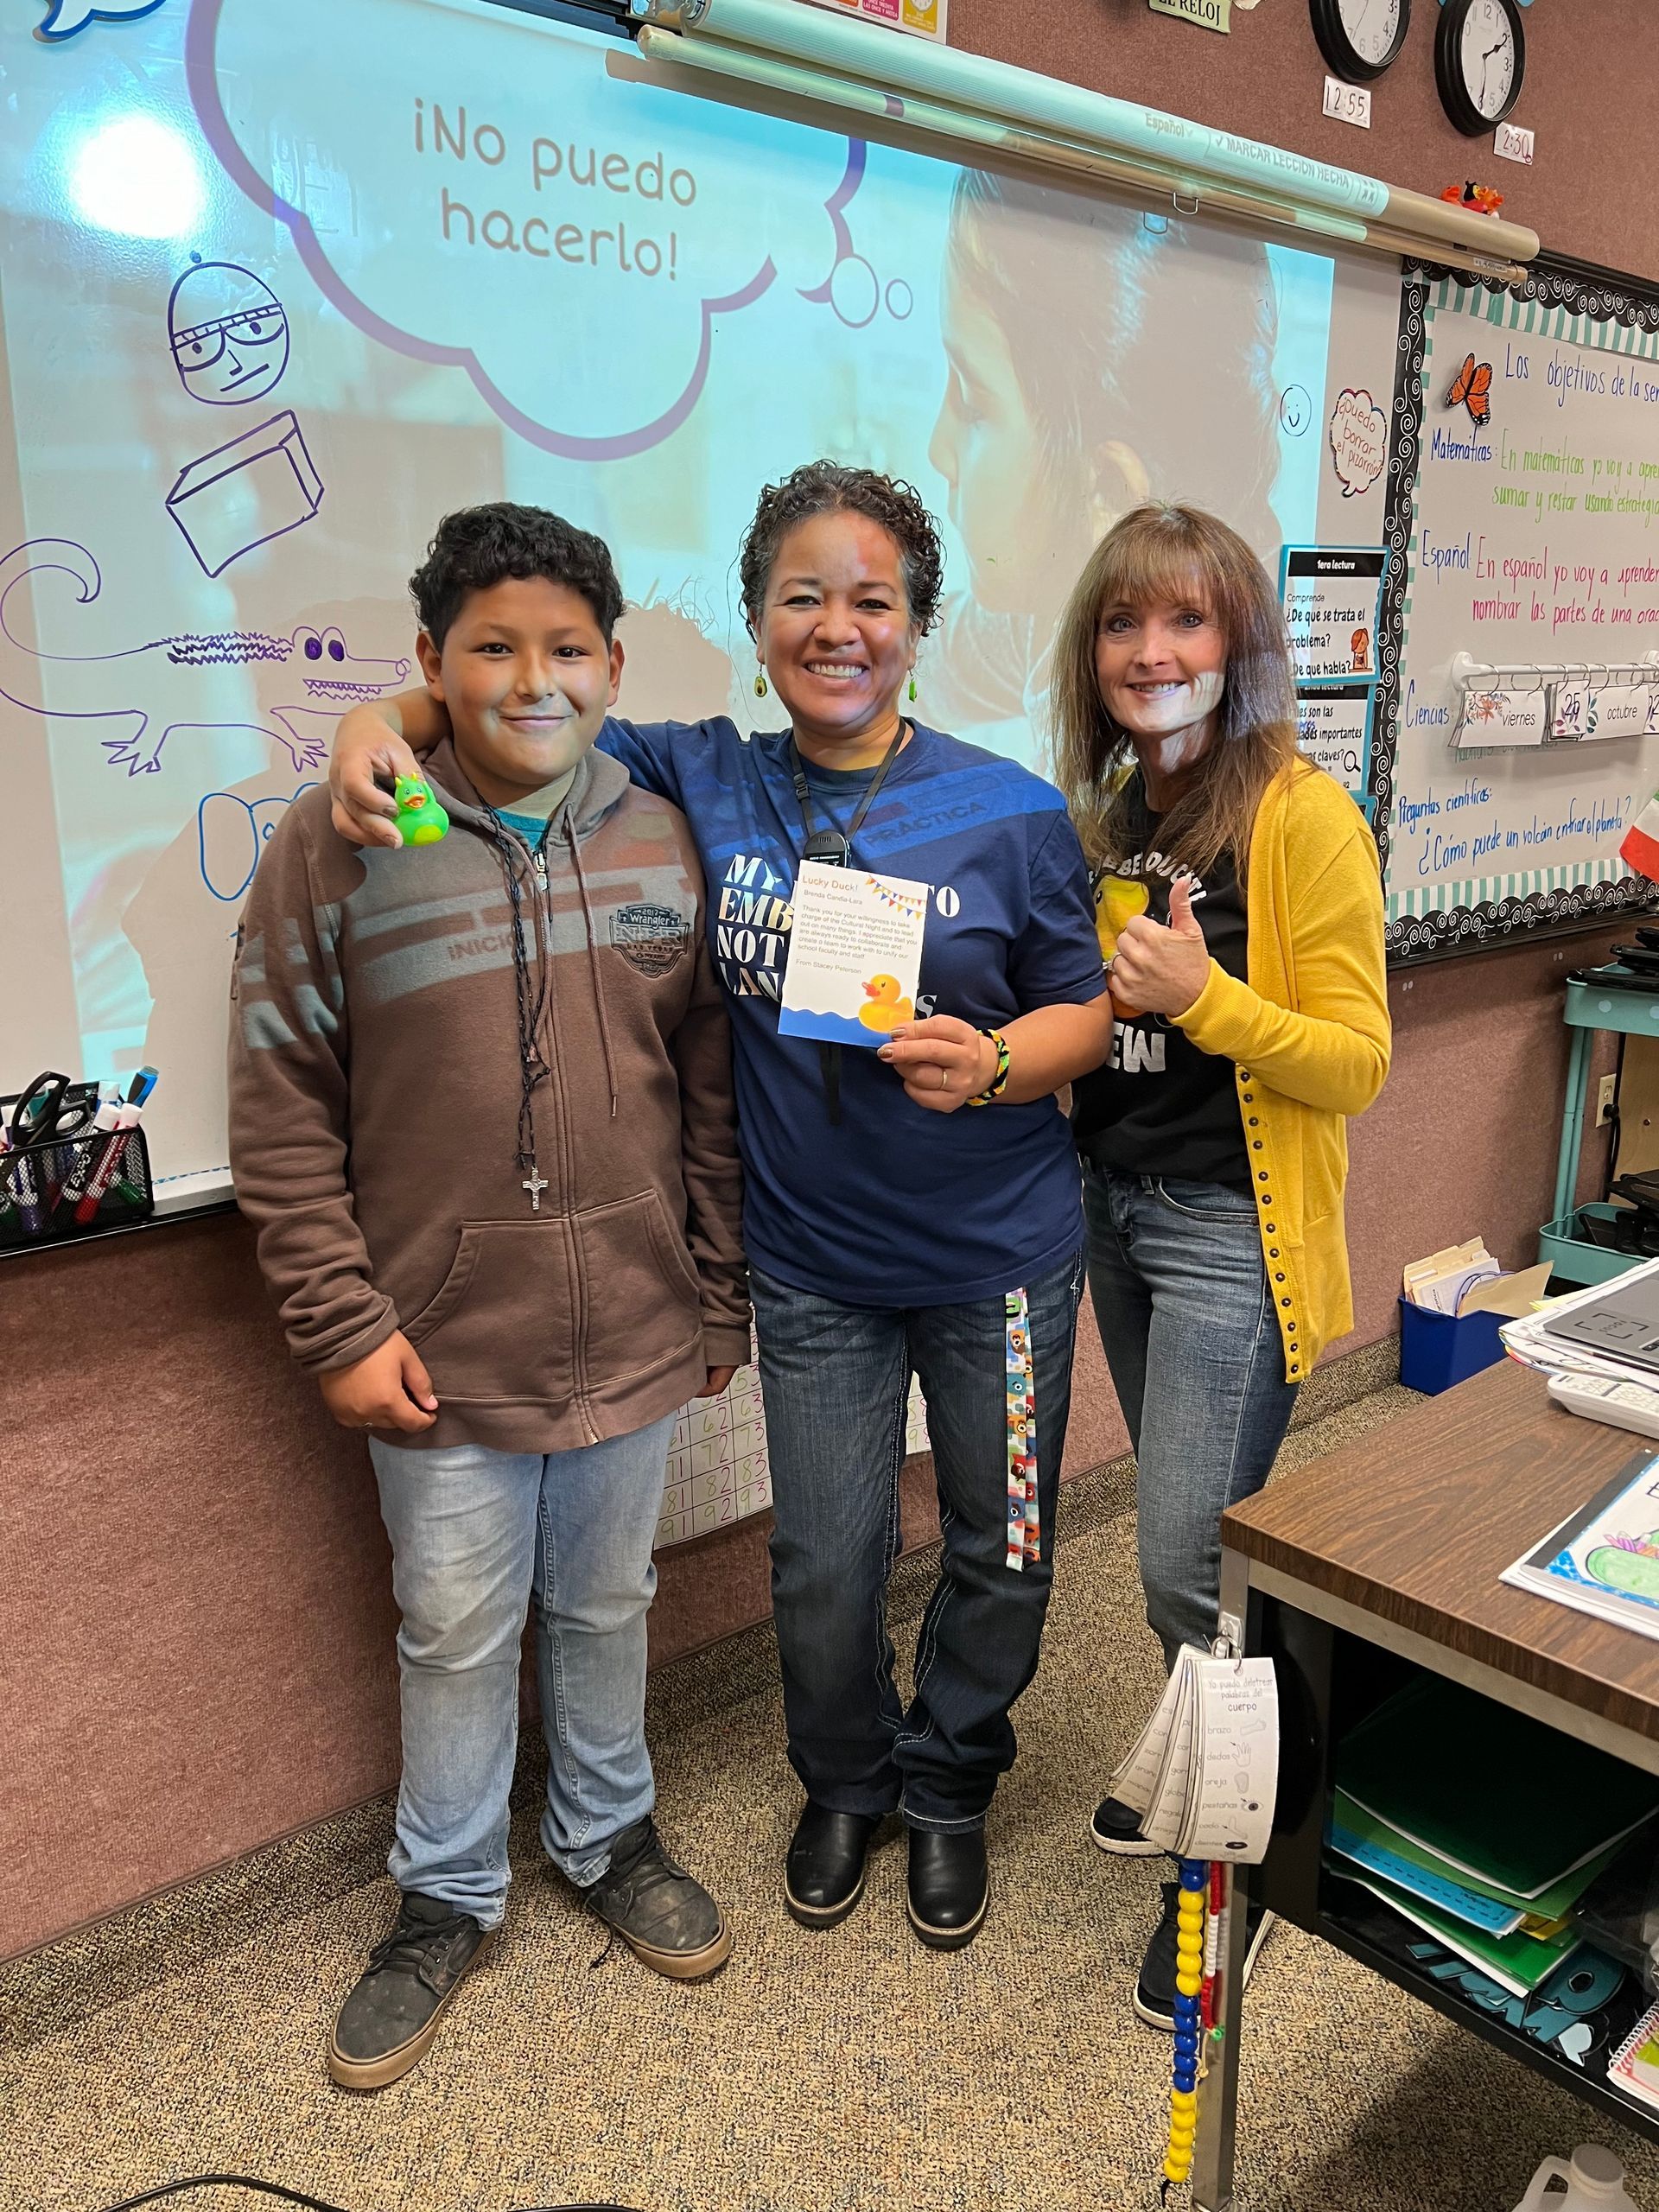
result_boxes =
[1380,274,1659,951]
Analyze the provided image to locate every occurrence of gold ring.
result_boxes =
[938,1065,949,1091]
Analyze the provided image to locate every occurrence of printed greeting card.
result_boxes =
[779,860,930,1049]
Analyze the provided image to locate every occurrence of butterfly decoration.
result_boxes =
[1446,353,1493,428]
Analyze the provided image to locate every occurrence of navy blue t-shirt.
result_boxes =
[599,716,1106,1306]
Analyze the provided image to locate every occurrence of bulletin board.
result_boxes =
[1372,261,1659,961]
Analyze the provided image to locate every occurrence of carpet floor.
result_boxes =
[5,1382,1658,2212]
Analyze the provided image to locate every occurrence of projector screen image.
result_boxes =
[0,0,1343,1190]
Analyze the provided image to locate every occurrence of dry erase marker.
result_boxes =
[66,1071,156,1226]
[72,1104,140,1224]
[7,1141,47,1236]
[53,1096,123,1219]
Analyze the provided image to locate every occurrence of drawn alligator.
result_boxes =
[0,537,408,776]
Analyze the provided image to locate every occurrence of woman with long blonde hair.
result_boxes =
[1050,504,1389,2028]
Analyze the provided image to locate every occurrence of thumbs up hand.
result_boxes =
[1107,874,1212,1019]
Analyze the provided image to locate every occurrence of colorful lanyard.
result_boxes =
[786,726,908,1127]
[1004,1287,1039,1572]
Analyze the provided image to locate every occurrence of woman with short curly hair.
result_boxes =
[328,461,1114,1953]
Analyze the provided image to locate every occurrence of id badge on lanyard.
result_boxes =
[786,728,907,1125]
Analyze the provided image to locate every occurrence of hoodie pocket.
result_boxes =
[576,1191,702,1389]
[403,1223,575,1405]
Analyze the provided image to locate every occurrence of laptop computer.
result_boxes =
[1544,1272,1659,1372]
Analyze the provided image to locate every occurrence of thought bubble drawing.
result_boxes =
[1328,387,1387,500]
[168,257,289,404]
[797,142,914,332]
[187,0,858,459]
[38,0,166,38]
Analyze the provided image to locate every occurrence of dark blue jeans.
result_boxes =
[752,1247,1085,1831]
[1083,1164,1300,1669]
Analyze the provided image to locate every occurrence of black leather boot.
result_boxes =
[906,1825,988,1950]
[784,1802,880,1928]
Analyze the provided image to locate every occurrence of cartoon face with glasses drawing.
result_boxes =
[167,259,289,405]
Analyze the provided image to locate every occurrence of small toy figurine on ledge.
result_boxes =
[1441,181,1506,218]
[392,773,449,846]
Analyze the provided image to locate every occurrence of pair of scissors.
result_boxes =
[5,1071,99,1151]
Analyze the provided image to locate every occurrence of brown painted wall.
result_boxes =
[946,0,1659,283]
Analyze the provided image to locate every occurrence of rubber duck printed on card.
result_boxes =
[779,861,930,1048]
[858,975,914,1033]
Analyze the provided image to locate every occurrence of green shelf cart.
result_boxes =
[1541,978,1659,1284]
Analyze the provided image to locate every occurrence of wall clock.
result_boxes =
[1435,0,1526,135]
[1310,0,1412,82]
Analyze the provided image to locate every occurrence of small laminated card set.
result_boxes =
[1110,1637,1280,1862]
[0,1068,157,1251]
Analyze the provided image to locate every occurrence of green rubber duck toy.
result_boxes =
[393,774,448,847]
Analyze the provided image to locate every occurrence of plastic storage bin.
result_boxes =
[1397,1294,1508,1396]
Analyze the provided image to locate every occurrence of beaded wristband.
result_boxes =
[966,1028,1012,1107]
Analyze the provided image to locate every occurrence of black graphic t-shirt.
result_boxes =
[1071,780,1252,1195]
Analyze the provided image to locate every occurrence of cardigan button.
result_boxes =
[1257,1171,1268,1182]
[1281,1297,1292,1307]
[1274,1272,1285,1281]
[1252,1141,1262,1150]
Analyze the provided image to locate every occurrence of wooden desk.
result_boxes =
[1193,1358,1659,2212]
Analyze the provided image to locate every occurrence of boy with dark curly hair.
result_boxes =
[230,503,747,2088]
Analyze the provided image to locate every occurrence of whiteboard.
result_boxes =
[1373,267,1659,958]
[0,0,1401,1200]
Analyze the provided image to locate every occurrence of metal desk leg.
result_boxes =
[1553,1024,1592,1226]
[1192,1545,1252,2212]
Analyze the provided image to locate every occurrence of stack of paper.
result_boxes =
[1503,1254,1659,1391]
[1110,1643,1279,1863]
[1403,1241,1550,1319]
[1325,1676,1659,1995]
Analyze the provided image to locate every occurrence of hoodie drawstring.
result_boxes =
[565,813,620,1121]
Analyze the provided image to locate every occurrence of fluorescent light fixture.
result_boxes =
[633,0,1537,282]
[67,114,207,242]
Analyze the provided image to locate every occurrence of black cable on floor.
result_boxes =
[93,2181,641,2212]
[93,2183,352,2212]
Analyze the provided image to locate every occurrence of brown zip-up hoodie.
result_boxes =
[228,739,749,1452]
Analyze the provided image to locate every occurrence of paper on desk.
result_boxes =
[1503,1255,1659,1389]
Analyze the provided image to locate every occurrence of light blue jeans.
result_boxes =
[369,1414,677,1927]
[1083,1165,1299,1668]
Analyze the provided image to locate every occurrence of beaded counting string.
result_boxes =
[1160,1857,1219,2198]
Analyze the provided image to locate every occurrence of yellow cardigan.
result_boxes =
[1171,760,1390,1384]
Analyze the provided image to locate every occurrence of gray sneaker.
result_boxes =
[585,1816,732,1980]
[327,1891,493,2090]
